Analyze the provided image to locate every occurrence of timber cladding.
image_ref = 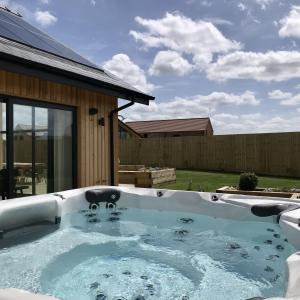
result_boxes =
[0,70,119,187]
[120,132,300,178]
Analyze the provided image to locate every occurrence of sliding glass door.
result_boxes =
[0,102,7,199]
[0,98,76,198]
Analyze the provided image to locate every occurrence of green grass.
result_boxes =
[157,170,300,192]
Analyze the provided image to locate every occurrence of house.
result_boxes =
[0,6,154,198]
[126,117,213,138]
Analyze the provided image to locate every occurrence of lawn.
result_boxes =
[157,170,300,192]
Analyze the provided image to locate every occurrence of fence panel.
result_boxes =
[120,132,300,178]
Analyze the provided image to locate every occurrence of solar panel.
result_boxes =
[0,8,99,69]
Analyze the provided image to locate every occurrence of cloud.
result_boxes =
[268,89,292,100]
[34,10,57,27]
[280,96,300,106]
[237,0,275,11]
[201,1,212,7]
[206,51,300,82]
[211,113,300,134]
[149,51,193,76]
[39,0,50,4]
[254,0,275,10]
[130,12,241,70]
[279,6,300,39]
[202,17,233,26]
[238,3,247,11]
[103,53,156,93]
[123,90,259,122]
[90,0,96,6]
[268,89,300,106]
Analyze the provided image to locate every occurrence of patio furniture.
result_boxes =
[0,168,29,199]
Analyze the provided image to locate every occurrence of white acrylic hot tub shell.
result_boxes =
[1,186,300,300]
[0,194,60,232]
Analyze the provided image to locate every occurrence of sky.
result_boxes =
[1,0,300,134]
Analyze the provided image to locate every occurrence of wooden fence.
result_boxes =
[120,132,300,178]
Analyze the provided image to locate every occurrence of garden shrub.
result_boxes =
[239,172,258,191]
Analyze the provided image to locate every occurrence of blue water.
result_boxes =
[0,207,296,300]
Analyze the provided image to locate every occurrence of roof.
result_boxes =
[15,124,47,131]
[118,120,142,138]
[0,7,154,104]
[126,118,212,134]
[14,124,47,136]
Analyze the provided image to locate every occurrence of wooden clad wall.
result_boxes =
[0,70,119,187]
[120,132,300,178]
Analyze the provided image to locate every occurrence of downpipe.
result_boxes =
[109,101,134,185]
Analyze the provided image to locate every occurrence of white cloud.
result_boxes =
[149,51,193,76]
[280,94,300,106]
[130,12,241,70]
[212,113,239,121]
[34,10,57,27]
[237,0,275,11]
[123,91,259,122]
[203,17,233,26]
[211,113,300,134]
[103,54,156,93]
[254,0,275,10]
[268,89,292,100]
[268,89,300,106]
[90,0,96,6]
[279,6,300,39]
[201,1,212,7]
[39,0,50,4]
[207,51,300,82]
[238,3,247,11]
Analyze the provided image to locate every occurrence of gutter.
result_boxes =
[109,101,134,185]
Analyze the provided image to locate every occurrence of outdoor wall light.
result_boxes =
[89,107,98,115]
[98,117,105,126]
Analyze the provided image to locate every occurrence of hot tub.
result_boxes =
[0,186,300,300]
